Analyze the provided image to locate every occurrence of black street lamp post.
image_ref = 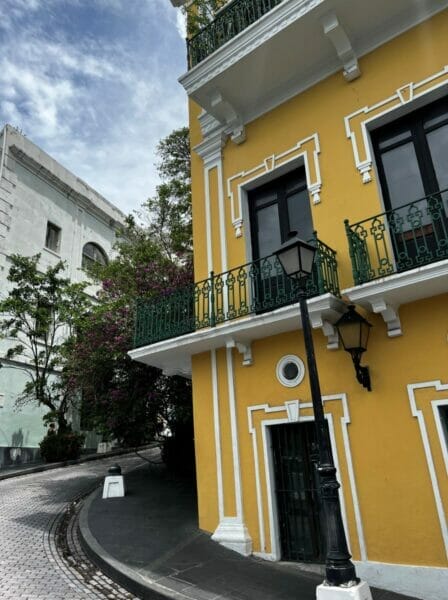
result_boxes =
[274,233,359,589]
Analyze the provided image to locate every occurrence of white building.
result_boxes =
[0,124,127,468]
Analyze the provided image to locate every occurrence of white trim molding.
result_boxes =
[407,380,448,560]
[211,346,253,556]
[344,65,448,184]
[247,394,367,562]
[194,127,227,169]
[276,354,305,387]
[227,134,322,238]
[211,350,224,522]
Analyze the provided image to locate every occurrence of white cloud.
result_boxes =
[176,10,187,39]
[0,0,188,216]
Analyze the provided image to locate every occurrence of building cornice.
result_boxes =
[4,125,126,230]
[9,145,125,230]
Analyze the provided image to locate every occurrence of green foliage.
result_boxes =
[0,254,92,431]
[65,127,194,457]
[39,429,85,463]
[184,0,227,36]
[143,127,192,261]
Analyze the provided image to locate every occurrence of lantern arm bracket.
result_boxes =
[350,349,371,392]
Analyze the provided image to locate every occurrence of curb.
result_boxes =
[78,470,183,600]
[0,443,157,481]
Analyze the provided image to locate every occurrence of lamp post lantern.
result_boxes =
[275,233,371,599]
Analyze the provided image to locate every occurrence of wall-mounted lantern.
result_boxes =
[335,304,372,391]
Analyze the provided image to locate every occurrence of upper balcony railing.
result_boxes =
[134,234,339,348]
[187,0,285,68]
[345,189,448,285]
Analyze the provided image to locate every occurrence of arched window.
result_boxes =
[82,242,108,269]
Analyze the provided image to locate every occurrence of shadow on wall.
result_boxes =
[0,429,41,469]
[11,428,24,447]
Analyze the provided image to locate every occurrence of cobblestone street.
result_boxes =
[0,452,155,599]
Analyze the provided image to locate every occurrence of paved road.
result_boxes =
[0,451,155,599]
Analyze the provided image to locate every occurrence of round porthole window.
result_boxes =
[276,355,305,388]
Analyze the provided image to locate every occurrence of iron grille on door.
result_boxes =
[271,421,326,563]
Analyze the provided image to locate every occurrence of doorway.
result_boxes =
[270,421,326,563]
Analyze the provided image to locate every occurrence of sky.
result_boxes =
[0,0,188,216]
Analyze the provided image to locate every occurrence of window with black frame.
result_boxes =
[248,169,313,311]
[372,96,448,271]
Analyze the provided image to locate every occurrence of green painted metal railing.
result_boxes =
[187,0,285,68]
[134,235,339,348]
[345,189,448,285]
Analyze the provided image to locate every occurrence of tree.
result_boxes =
[143,127,192,261]
[183,0,227,36]
[0,254,91,432]
[66,127,194,456]
[66,219,193,448]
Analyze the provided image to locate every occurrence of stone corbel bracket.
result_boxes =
[209,91,246,144]
[309,314,340,350]
[162,366,193,379]
[321,12,361,82]
[308,294,347,350]
[370,298,402,337]
[195,111,228,167]
[227,339,253,366]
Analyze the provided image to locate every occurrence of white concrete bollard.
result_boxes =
[316,581,372,600]
[102,463,125,499]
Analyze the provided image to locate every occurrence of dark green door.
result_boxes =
[271,421,326,562]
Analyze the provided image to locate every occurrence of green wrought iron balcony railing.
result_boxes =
[134,235,340,348]
[345,188,448,285]
[187,0,285,68]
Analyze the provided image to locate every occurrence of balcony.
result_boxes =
[345,189,448,285]
[343,189,448,337]
[134,236,339,350]
[187,0,284,68]
[180,0,445,140]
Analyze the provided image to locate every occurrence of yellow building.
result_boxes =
[130,1,448,598]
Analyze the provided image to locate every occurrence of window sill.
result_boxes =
[43,246,61,259]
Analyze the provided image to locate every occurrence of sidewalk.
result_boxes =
[78,463,421,600]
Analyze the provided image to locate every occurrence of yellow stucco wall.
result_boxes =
[188,10,448,568]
